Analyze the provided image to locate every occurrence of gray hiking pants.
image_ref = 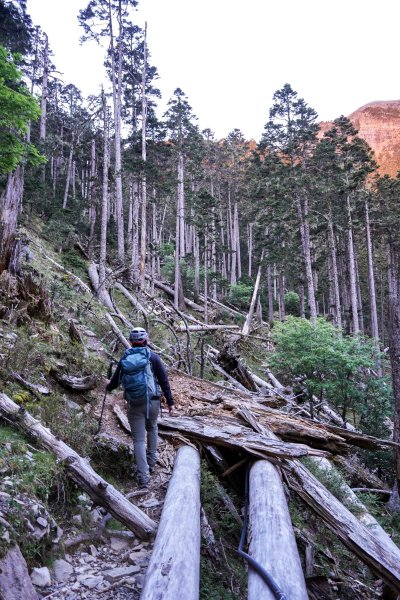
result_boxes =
[127,397,160,485]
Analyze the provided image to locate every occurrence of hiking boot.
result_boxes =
[149,465,155,475]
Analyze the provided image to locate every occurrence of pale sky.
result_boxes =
[26,0,400,141]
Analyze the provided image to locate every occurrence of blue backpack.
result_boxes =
[120,347,159,414]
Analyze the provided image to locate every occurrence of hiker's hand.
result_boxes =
[168,405,175,416]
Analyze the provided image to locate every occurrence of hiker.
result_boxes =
[106,327,175,487]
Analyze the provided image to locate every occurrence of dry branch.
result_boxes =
[105,313,130,349]
[113,404,131,433]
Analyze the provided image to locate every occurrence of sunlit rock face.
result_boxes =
[320,100,400,177]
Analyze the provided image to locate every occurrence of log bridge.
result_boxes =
[1,377,400,598]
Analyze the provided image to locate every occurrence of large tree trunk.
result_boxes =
[98,97,110,305]
[346,194,360,334]
[267,264,274,323]
[234,200,241,280]
[248,460,308,600]
[387,241,400,511]
[39,32,49,183]
[296,191,317,321]
[178,152,185,258]
[62,134,74,209]
[0,167,24,273]
[365,199,379,340]
[141,446,201,600]
[109,3,124,262]
[88,139,97,258]
[204,229,208,324]
[242,258,263,335]
[328,210,342,329]
[139,24,148,289]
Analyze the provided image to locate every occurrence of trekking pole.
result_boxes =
[96,361,114,435]
[96,389,108,435]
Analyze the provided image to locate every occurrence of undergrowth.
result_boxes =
[200,462,246,600]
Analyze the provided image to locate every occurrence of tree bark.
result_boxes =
[365,199,379,340]
[346,194,360,334]
[248,460,308,600]
[98,96,110,306]
[139,23,148,288]
[0,167,24,273]
[328,211,342,329]
[296,192,317,321]
[387,242,400,510]
[242,258,263,335]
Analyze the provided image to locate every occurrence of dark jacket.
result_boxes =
[107,349,174,406]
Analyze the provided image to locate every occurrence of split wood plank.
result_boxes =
[158,414,329,460]
[141,445,201,600]
[0,393,155,540]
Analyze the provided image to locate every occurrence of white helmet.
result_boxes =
[129,327,148,344]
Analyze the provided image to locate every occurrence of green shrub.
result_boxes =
[269,317,390,424]
[228,282,253,309]
[284,291,300,316]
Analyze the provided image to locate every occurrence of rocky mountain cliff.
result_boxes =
[321,100,400,177]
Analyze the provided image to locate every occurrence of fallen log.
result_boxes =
[51,371,97,392]
[0,394,155,540]
[235,404,396,452]
[217,346,259,392]
[209,359,251,394]
[105,313,130,349]
[88,262,114,309]
[38,248,91,295]
[248,460,308,600]
[11,371,50,399]
[113,404,131,434]
[158,414,329,460]
[114,282,148,317]
[0,545,38,600]
[351,488,391,497]
[240,405,400,594]
[175,324,240,333]
[198,293,245,318]
[145,276,204,312]
[282,459,400,594]
[334,454,390,491]
[141,445,201,600]
[238,393,308,599]
[311,457,400,557]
